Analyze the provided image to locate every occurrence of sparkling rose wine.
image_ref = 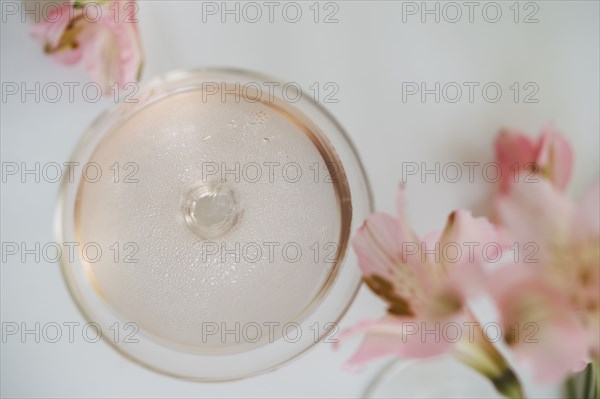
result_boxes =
[74,86,352,352]
[58,69,370,379]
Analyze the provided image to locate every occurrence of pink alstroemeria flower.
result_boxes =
[340,185,523,398]
[492,178,600,383]
[30,0,143,92]
[495,125,573,194]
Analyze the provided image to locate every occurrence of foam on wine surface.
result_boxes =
[74,88,351,353]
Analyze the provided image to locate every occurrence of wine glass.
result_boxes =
[56,68,372,381]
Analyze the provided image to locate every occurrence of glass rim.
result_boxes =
[55,66,373,381]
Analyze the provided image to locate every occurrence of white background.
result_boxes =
[1,1,599,397]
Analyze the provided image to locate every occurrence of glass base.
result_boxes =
[364,356,500,398]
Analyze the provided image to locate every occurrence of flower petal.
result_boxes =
[494,179,574,261]
[338,316,454,367]
[494,130,537,193]
[438,209,506,268]
[489,264,588,383]
[82,1,143,91]
[30,4,74,49]
[30,4,84,65]
[352,185,425,314]
[575,179,600,240]
[81,23,119,91]
[535,125,573,191]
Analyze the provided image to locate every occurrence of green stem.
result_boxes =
[584,363,593,399]
[564,362,600,399]
[490,368,525,399]
[452,311,524,399]
[565,374,577,399]
[594,360,599,399]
